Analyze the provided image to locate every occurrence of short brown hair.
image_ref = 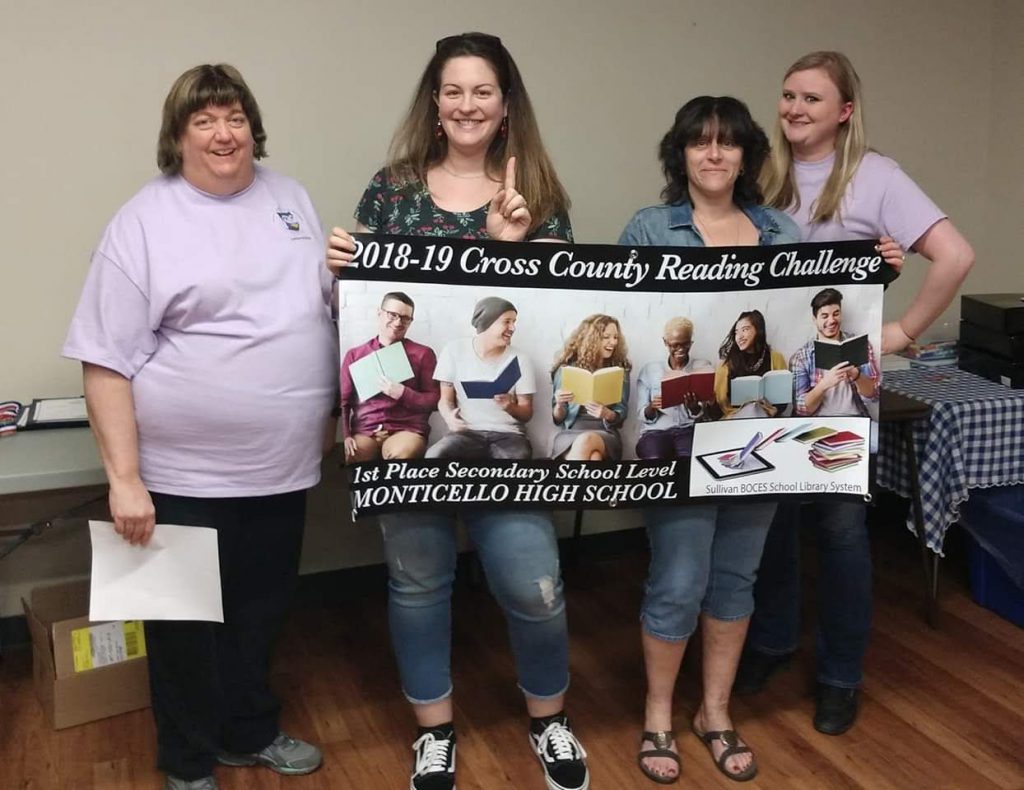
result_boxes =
[157,64,267,174]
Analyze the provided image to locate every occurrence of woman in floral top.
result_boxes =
[326,32,587,790]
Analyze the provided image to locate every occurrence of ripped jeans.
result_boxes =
[379,509,569,704]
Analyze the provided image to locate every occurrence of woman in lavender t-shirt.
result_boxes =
[63,65,333,787]
[739,51,974,736]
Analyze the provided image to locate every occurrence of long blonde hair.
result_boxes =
[385,33,570,233]
[760,51,868,223]
[552,315,631,375]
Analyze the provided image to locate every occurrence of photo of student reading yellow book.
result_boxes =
[560,365,625,406]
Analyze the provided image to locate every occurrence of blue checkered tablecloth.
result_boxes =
[877,367,1024,554]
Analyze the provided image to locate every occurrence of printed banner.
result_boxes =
[338,234,892,518]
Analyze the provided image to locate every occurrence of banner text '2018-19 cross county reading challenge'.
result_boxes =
[341,234,894,293]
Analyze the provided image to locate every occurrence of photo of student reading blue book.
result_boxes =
[462,356,522,398]
[550,314,631,461]
[427,297,536,460]
[712,310,791,420]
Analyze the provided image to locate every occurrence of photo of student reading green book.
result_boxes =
[427,296,536,460]
[712,309,790,419]
[340,292,440,462]
[551,314,631,460]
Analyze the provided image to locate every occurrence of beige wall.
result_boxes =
[2,0,1020,615]
[983,0,1024,277]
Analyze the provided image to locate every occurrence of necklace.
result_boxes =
[692,209,742,247]
[440,163,490,180]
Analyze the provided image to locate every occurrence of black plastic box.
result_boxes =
[958,344,1024,388]
[959,320,1024,362]
[961,293,1024,334]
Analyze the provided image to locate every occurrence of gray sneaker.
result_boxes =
[164,776,218,790]
[218,732,323,775]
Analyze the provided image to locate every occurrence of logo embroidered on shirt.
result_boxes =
[277,211,301,231]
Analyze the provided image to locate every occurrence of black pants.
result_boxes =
[146,490,306,780]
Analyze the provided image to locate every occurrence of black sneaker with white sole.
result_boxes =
[529,715,589,790]
[410,729,456,790]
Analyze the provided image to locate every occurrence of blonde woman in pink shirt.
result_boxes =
[738,51,973,736]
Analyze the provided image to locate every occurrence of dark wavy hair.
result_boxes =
[811,287,843,316]
[659,96,769,206]
[385,31,569,232]
[718,309,771,377]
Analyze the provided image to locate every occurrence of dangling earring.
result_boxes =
[435,118,444,140]
[500,116,508,139]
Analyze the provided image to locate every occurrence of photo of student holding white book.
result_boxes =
[551,314,631,460]
[340,292,440,462]
[712,309,789,420]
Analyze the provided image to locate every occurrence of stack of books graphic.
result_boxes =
[809,430,865,472]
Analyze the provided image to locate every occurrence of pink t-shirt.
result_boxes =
[63,166,336,498]
[791,151,946,249]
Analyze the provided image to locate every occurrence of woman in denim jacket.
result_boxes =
[619,96,798,785]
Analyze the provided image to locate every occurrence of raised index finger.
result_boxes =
[504,156,517,191]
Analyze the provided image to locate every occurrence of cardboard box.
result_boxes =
[23,579,150,729]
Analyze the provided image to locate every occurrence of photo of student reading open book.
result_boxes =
[712,309,791,420]
[635,316,714,460]
[551,314,632,460]
[340,292,440,462]
[791,288,879,420]
[427,297,537,460]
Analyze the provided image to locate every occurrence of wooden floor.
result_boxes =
[2,513,1023,789]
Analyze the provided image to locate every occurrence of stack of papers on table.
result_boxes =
[19,397,89,430]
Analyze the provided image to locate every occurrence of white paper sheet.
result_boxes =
[88,520,224,622]
[34,397,88,421]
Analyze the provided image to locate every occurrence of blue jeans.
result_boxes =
[380,509,568,704]
[642,502,777,641]
[747,501,872,688]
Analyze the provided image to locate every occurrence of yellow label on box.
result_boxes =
[71,620,147,673]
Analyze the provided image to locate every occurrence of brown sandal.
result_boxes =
[691,724,757,782]
[638,730,681,784]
